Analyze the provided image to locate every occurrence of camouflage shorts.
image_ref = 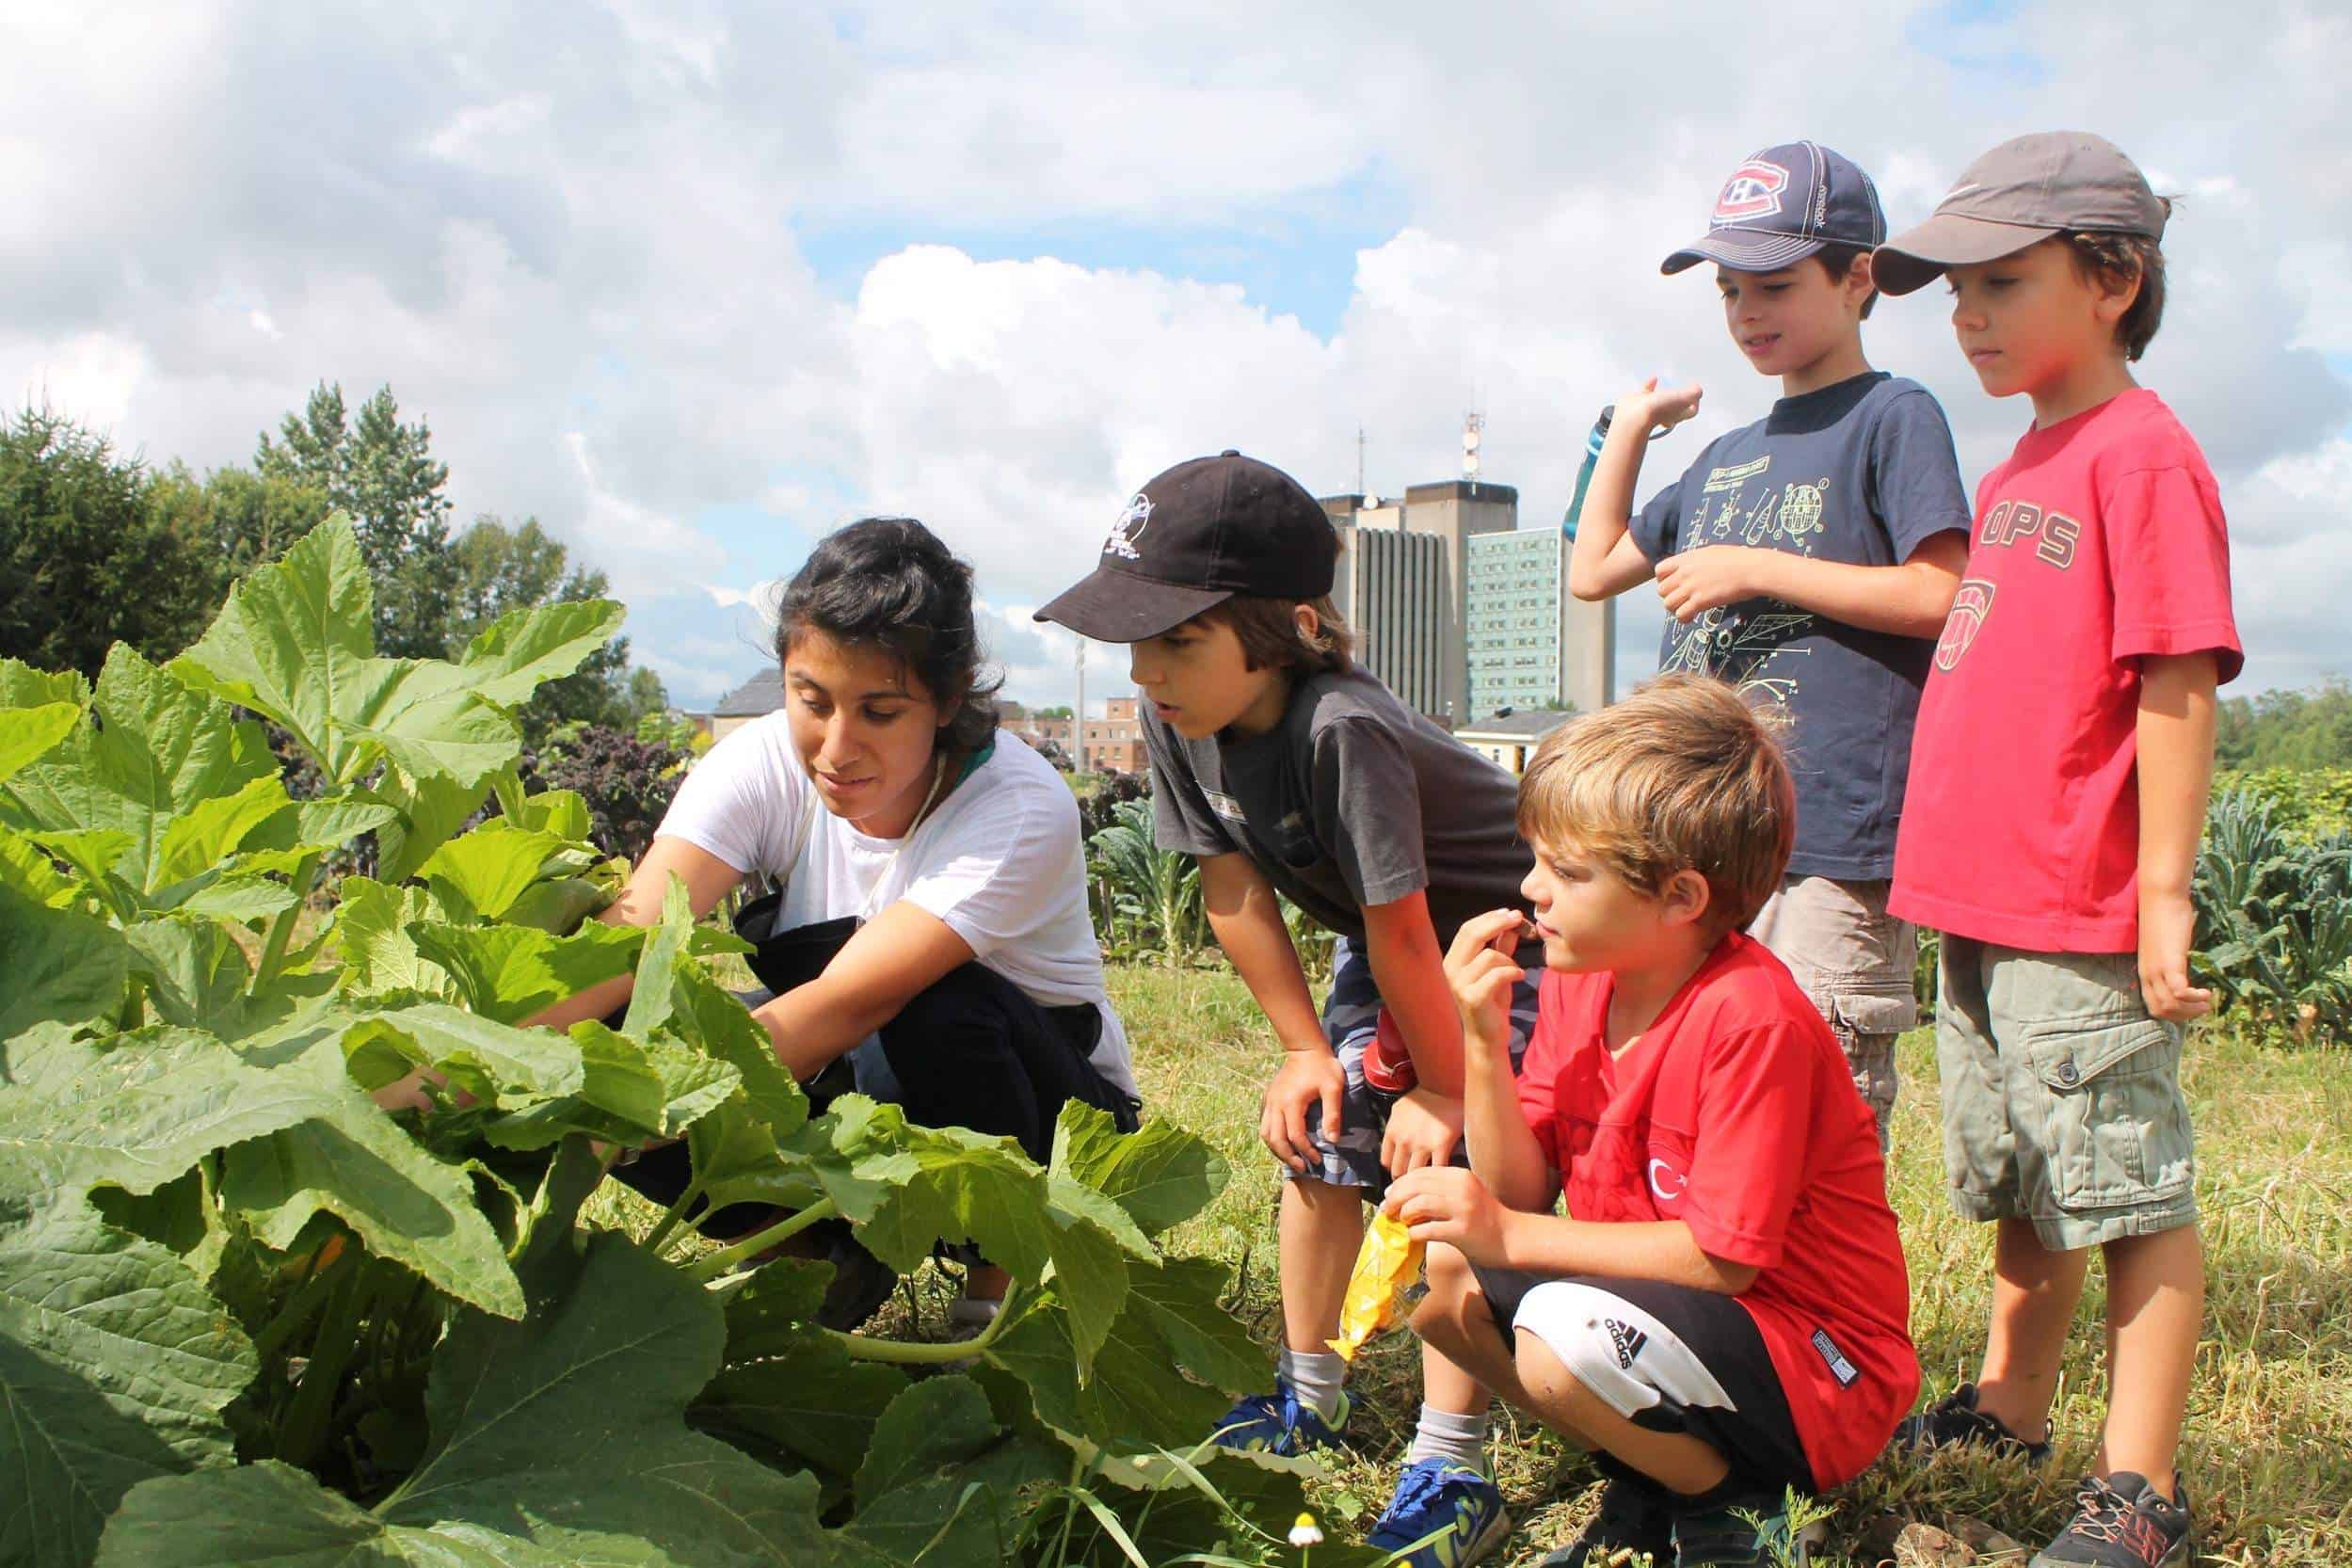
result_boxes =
[1750,875,1917,1150]
[1286,936,1541,1192]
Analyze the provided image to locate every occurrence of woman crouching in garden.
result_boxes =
[535,517,1141,1329]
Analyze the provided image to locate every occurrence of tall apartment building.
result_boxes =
[1322,482,1612,725]
[1465,527,1613,717]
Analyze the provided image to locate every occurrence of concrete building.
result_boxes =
[1465,528,1614,718]
[1080,696,1147,776]
[1322,480,1612,726]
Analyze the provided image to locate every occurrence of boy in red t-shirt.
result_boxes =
[1382,675,1917,1568]
[1873,134,2238,1568]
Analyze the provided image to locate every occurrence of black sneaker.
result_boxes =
[1538,1476,1674,1566]
[2030,1472,2191,1568]
[1891,1382,2053,1464]
[1668,1489,1815,1568]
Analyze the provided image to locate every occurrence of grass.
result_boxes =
[1107,962,2352,1567]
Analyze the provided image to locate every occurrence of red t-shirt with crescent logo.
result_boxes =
[1515,936,1918,1490]
[1892,389,2241,951]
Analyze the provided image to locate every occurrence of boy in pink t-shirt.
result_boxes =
[1876,134,2240,1568]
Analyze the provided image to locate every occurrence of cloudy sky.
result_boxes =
[7,1,2347,712]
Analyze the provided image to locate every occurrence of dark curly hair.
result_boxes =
[774,517,1002,753]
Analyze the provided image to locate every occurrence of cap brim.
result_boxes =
[1872,213,2060,295]
[1661,228,1827,276]
[1032,567,1234,643]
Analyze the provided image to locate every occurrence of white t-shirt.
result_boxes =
[655,716,1135,1097]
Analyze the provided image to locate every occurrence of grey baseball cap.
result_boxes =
[1874,132,2167,296]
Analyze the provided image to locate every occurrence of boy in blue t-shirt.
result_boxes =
[1568,139,1974,1144]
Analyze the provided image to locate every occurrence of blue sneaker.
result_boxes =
[1368,1458,1511,1567]
[1208,1378,1352,1456]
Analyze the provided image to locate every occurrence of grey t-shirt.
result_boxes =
[1144,666,1536,948]
[1630,372,1970,880]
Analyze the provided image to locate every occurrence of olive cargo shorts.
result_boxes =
[1934,936,2198,1251]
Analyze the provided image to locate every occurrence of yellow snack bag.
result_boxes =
[1327,1210,1425,1362]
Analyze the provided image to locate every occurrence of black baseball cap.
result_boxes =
[1662,140,1887,275]
[1873,132,2166,296]
[1034,451,1339,643]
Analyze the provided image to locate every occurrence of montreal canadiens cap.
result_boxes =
[1874,132,2168,296]
[1662,140,1887,275]
[1034,451,1339,643]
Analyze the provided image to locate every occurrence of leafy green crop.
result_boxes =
[0,518,1346,1568]
[2195,788,2352,1045]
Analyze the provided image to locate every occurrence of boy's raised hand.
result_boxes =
[2139,888,2214,1023]
[1623,376,1704,440]
[1261,1048,1348,1174]
[1444,908,1528,1057]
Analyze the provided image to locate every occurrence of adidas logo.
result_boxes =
[1606,1319,1648,1369]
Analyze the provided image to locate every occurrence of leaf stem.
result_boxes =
[643,1174,708,1256]
[250,1243,354,1362]
[276,1253,375,1469]
[249,850,322,996]
[684,1198,839,1282]
[826,1283,1021,1364]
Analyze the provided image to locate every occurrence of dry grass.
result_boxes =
[1109,962,2352,1567]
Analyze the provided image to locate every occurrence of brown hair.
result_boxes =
[1198,594,1354,676]
[1813,242,1878,320]
[1516,673,1796,935]
[2062,216,2168,360]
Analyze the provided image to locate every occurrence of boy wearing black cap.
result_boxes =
[1567,140,1976,1151]
[1877,133,2235,1568]
[1039,453,1544,1566]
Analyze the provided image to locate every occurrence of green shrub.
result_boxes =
[2193,789,2352,1045]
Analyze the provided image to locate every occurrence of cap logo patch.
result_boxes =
[1715,160,1788,223]
[1103,492,1153,560]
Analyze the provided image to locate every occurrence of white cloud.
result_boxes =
[1,0,2345,711]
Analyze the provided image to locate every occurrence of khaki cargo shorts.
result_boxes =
[1934,936,2197,1251]
[1750,875,1917,1148]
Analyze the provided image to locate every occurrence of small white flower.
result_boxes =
[1288,1512,1324,1548]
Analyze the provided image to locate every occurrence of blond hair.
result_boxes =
[1516,673,1795,934]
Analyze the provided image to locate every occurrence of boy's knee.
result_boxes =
[1409,1243,1479,1342]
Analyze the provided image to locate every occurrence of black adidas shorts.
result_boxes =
[1470,1265,1814,1498]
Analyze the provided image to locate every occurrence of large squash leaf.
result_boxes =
[0,884,130,1043]
[0,701,77,785]
[0,1191,255,1568]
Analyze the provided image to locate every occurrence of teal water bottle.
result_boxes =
[1561,406,1613,540]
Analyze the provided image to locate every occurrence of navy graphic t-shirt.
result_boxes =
[1630,372,1970,879]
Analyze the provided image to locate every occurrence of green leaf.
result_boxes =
[7,646,278,899]
[151,774,295,889]
[0,883,130,1042]
[329,877,452,997]
[696,1270,910,1484]
[99,1459,568,1567]
[0,824,83,909]
[0,1024,335,1196]
[344,1003,587,1110]
[844,1377,1059,1568]
[458,599,629,710]
[0,701,78,785]
[509,788,592,841]
[20,827,135,899]
[1052,1103,1228,1239]
[237,794,402,870]
[371,766,493,886]
[498,875,609,936]
[419,823,568,921]
[124,917,326,1043]
[173,874,301,923]
[0,1191,258,1568]
[0,659,89,711]
[409,920,645,1024]
[219,1014,526,1318]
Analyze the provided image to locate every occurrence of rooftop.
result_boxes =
[712,668,784,717]
[1454,707,1573,740]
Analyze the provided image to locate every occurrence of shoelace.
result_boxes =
[1380,1462,1464,1525]
[2066,1477,2133,1544]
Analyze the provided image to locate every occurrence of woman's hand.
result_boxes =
[1383,1166,1513,1265]
[1381,1088,1463,1177]
[1443,909,1527,1058]
[1260,1048,1347,1174]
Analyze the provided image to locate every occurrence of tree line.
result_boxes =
[0,383,665,742]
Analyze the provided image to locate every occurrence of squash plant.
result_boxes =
[0,520,1349,1567]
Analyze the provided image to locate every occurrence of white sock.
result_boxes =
[1406,1403,1490,1473]
[1277,1347,1348,1425]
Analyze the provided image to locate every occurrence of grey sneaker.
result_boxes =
[2029,1472,2191,1568]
